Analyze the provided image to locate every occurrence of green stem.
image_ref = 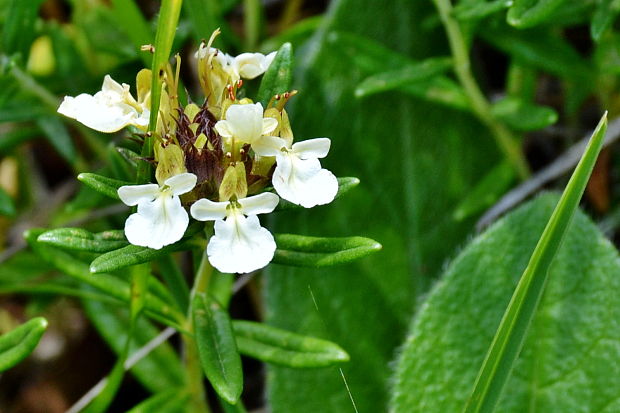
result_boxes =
[183,247,214,413]
[432,0,530,180]
[243,0,261,50]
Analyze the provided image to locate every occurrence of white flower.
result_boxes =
[190,192,279,274]
[214,103,278,145]
[58,75,149,133]
[195,46,276,81]
[118,173,197,250]
[253,137,339,208]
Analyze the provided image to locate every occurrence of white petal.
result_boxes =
[101,75,126,97]
[214,120,233,138]
[132,108,150,129]
[235,53,267,79]
[291,138,331,159]
[262,117,278,135]
[252,135,286,157]
[190,198,229,221]
[124,195,189,249]
[263,51,276,70]
[272,154,338,208]
[238,192,279,215]
[118,184,160,206]
[221,103,265,144]
[165,173,197,196]
[207,213,276,274]
[57,93,138,133]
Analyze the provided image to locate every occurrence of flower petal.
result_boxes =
[235,53,267,79]
[272,154,338,208]
[238,192,279,215]
[264,52,276,69]
[214,119,233,138]
[165,173,197,196]
[58,94,137,133]
[118,184,160,206]
[291,137,331,159]
[262,117,278,136]
[222,103,265,144]
[252,135,287,157]
[190,198,229,221]
[207,213,276,273]
[124,195,189,249]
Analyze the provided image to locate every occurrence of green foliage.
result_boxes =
[0,317,47,372]
[233,320,349,368]
[38,228,128,253]
[77,173,130,200]
[192,293,243,405]
[491,97,558,132]
[391,193,620,412]
[257,42,293,106]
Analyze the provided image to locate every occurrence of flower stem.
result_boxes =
[183,247,214,413]
[432,0,530,180]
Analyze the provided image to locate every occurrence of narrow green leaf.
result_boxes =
[2,0,45,57]
[157,255,190,312]
[126,388,189,413]
[355,57,452,98]
[89,224,202,274]
[0,317,47,372]
[257,42,293,107]
[192,293,243,405]
[491,97,558,132]
[591,0,620,42]
[463,113,608,413]
[272,234,382,267]
[275,177,359,211]
[453,161,516,221]
[37,228,128,253]
[233,320,349,368]
[0,187,16,217]
[183,0,239,47]
[110,0,153,66]
[260,16,323,52]
[83,356,125,413]
[507,0,567,28]
[453,0,512,21]
[36,116,77,165]
[77,173,130,200]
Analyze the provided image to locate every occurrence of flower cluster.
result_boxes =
[57,33,338,274]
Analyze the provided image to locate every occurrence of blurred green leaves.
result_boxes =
[0,317,47,372]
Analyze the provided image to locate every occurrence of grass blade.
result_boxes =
[462,112,608,413]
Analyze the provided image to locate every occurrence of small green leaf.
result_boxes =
[355,57,453,98]
[89,224,202,274]
[233,320,349,368]
[192,293,243,405]
[0,317,47,372]
[507,0,567,28]
[0,187,16,217]
[275,177,360,211]
[591,0,620,42]
[491,97,558,132]
[463,113,608,413]
[37,228,128,253]
[272,234,382,267]
[126,388,189,413]
[453,0,512,21]
[453,161,516,221]
[77,173,130,200]
[257,42,293,107]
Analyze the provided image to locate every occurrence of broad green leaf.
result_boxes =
[390,192,620,412]
[257,42,293,107]
[507,0,567,28]
[0,317,47,372]
[330,31,469,110]
[275,177,359,211]
[233,320,349,368]
[272,234,382,267]
[463,114,607,413]
[83,297,185,393]
[77,173,130,200]
[453,161,516,221]
[89,224,203,274]
[0,186,16,217]
[37,228,128,253]
[591,0,620,42]
[192,293,243,405]
[355,57,452,98]
[453,0,512,21]
[126,388,189,413]
[491,97,558,132]
[2,0,45,57]
[265,1,500,412]
[481,27,591,80]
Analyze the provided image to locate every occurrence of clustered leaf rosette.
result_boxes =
[57,33,338,274]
